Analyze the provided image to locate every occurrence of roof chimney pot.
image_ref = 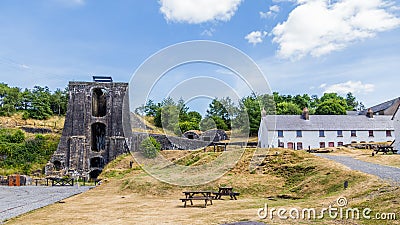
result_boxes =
[366,108,374,118]
[302,107,310,120]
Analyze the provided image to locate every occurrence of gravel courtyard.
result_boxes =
[316,154,400,183]
[0,186,92,223]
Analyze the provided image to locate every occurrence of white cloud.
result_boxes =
[159,0,243,24]
[272,0,400,60]
[19,64,30,69]
[245,31,268,45]
[260,5,280,18]
[321,81,375,94]
[201,28,216,37]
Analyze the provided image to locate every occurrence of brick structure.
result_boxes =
[46,78,132,179]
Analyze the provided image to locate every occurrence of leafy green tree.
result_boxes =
[315,99,346,115]
[276,102,302,115]
[206,97,236,129]
[176,98,191,123]
[199,116,228,131]
[0,84,21,116]
[143,100,160,117]
[50,88,68,116]
[139,136,161,159]
[234,94,260,136]
[20,88,32,110]
[179,121,199,133]
[187,111,202,123]
[293,94,311,110]
[345,92,357,111]
[26,86,53,120]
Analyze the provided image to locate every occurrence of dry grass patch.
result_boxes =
[6,148,400,225]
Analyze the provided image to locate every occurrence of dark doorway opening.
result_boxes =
[91,123,106,152]
[92,88,107,117]
[89,169,102,180]
[53,160,62,171]
[90,157,104,168]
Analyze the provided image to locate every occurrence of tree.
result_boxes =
[154,105,179,132]
[179,121,199,133]
[50,88,68,116]
[199,117,216,131]
[143,100,159,117]
[315,99,346,115]
[20,88,32,111]
[293,94,311,110]
[26,86,53,120]
[187,111,202,123]
[345,92,357,111]
[206,97,236,129]
[276,102,302,115]
[139,137,160,159]
[0,84,21,116]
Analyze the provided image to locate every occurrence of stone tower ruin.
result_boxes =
[46,76,132,179]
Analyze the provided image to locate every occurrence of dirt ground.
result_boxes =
[6,180,262,225]
[6,149,400,225]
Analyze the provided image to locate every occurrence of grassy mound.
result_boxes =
[99,148,372,201]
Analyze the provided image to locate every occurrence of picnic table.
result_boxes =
[180,191,213,208]
[374,145,398,154]
[213,187,240,200]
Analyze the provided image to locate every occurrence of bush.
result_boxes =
[139,137,161,159]
[0,128,59,175]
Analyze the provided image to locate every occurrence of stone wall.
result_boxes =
[132,132,210,151]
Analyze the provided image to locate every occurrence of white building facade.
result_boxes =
[265,109,395,150]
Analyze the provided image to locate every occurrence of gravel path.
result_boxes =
[0,186,93,223]
[315,154,400,183]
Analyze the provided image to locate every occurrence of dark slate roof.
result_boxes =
[265,115,394,131]
[359,97,400,115]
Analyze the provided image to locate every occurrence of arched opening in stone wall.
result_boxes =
[89,169,102,180]
[92,88,107,117]
[91,123,106,152]
[53,160,62,171]
[90,157,104,168]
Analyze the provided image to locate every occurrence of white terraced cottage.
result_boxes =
[264,107,396,150]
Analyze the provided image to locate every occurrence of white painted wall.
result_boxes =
[267,130,394,149]
[393,111,400,152]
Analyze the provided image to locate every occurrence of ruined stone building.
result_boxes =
[46,77,132,179]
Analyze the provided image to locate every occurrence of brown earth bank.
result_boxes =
[6,148,400,225]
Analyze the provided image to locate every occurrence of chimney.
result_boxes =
[366,108,374,118]
[302,107,309,120]
[261,108,267,117]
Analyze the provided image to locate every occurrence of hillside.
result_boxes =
[8,148,398,224]
[0,113,63,176]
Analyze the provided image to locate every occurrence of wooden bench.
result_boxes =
[374,145,398,154]
[180,196,213,208]
[213,187,240,200]
[181,191,213,208]
[213,191,240,200]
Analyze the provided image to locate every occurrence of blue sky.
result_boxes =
[1,0,399,113]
